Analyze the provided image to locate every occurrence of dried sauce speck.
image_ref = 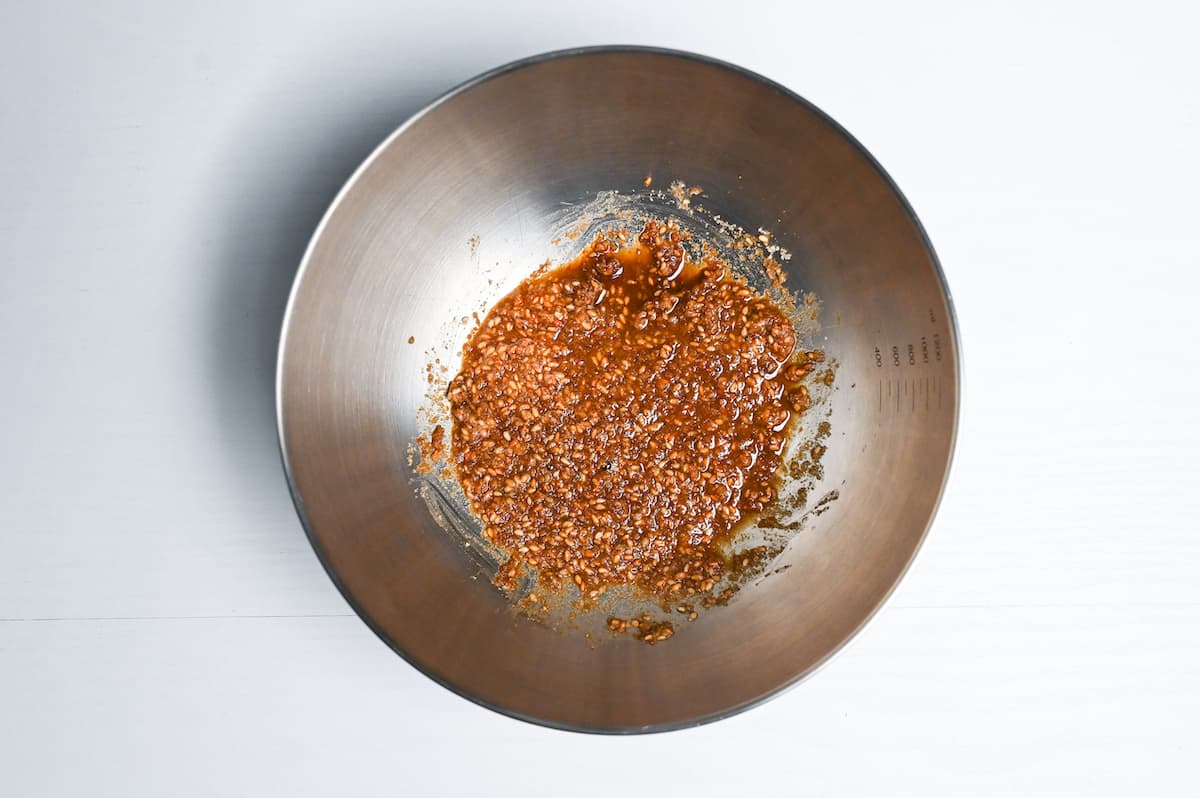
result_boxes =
[764,257,786,289]
[415,424,445,473]
[608,614,673,644]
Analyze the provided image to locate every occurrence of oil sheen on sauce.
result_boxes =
[447,221,818,602]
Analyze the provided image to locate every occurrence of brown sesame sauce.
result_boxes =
[447,221,814,602]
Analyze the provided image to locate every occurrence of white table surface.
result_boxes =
[3,1,1198,794]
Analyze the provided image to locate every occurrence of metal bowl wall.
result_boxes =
[277,47,959,733]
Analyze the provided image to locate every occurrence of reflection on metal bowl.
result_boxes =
[277,46,960,733]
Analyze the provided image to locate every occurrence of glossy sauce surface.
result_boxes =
[448,222,816,599]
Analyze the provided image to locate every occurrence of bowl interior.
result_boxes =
[278,48,959,732]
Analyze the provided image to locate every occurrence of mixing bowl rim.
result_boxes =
[275,44,962,735]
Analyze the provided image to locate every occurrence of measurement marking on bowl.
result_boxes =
[871,306,951,416]
[878,375,945,415]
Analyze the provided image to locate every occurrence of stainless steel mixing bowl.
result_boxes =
[277,47,960,733]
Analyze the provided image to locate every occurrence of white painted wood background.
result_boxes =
[2,1,1197,794]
